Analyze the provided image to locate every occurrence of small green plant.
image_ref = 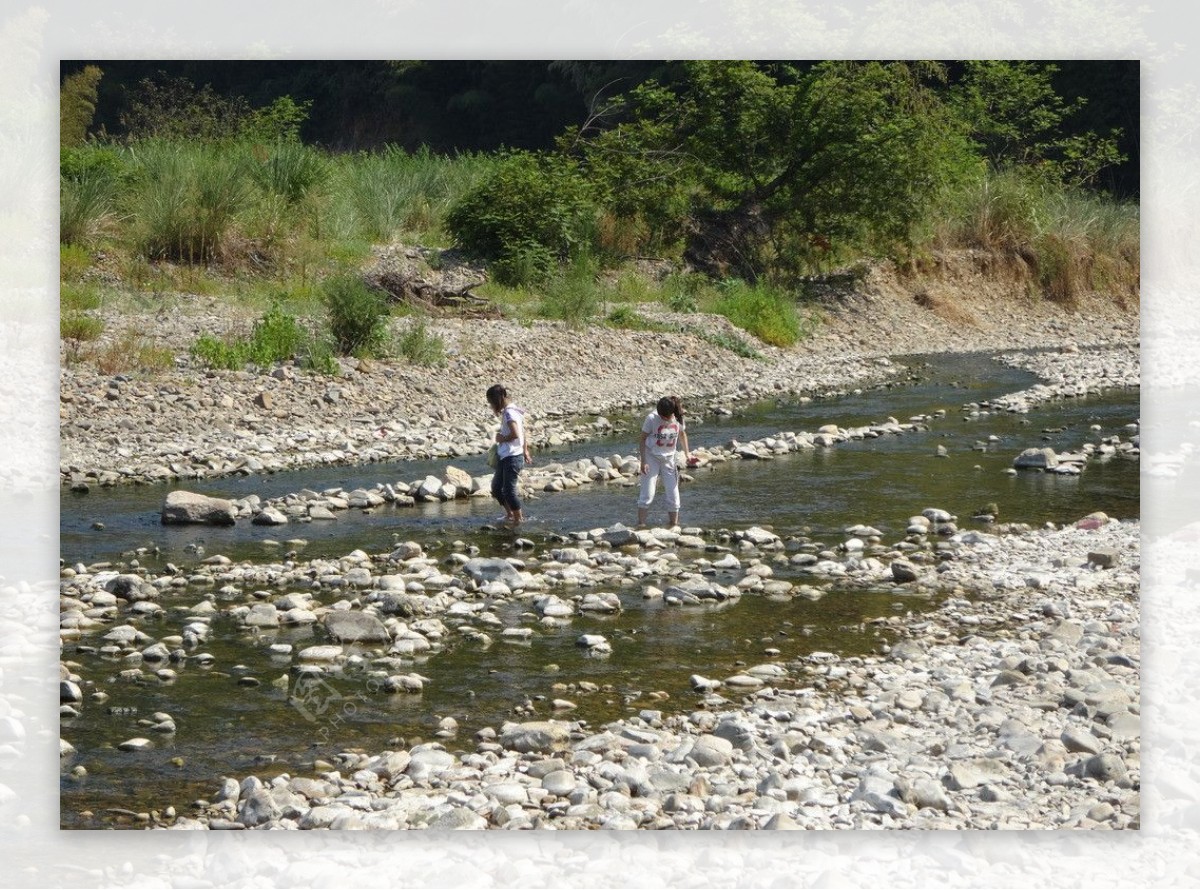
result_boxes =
[192,333,249,370]
[692,328,762,359]
[60,244,92,282]
[192,303,306,370]
[661,271,708,313]
[396,320,446,366]
[606,305,643,328]
[61,312,104,342]
[537,253,601,326]
[666,290,699,313]
[323,275,390,357]
[61,281,103,312]
[246,302,306,365]
[301,337,339,375]
[605,305,673,332]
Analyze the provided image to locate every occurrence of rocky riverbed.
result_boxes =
[58,255,1142,830]
[60,253,1139,488]
[59,509,1138,830]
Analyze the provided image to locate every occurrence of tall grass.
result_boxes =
[537,253,602,326]
[127,140,248,261]
[933,169,1139,305]
[245,141,329,206]
[60,172,117,246]
[328,146,497,244]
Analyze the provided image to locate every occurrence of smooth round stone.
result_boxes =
[541,770,576,797]
[297,645,343,661]
[487,783,530,806]
[118,737,152,752]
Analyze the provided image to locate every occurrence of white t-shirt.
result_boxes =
[497,406,525,459]
[642,411,683,459]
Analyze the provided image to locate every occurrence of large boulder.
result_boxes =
[443,466,474,491]
[1013,448,1059,470]
[162,491,236,526]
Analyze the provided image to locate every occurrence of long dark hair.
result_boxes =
[657,396,684,425]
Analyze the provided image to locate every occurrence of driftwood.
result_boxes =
[369,268,498,316]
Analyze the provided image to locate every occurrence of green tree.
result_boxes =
[568,60,976,279]
[950,61,1124,187]
[61,65,103,148]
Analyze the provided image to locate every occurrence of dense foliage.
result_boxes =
[58,60,1139,358]
[445,152,597,285]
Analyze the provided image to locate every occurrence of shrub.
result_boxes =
[121,72,256,142]
[710,279,801,347]
[246,303,306,365]
[61,145,128,183]
[446,151,598,276]
[490,241,556,287]
[396,320,446,366]
[323,275,390,357]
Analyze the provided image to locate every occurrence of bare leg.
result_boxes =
[637,507,648,527]
[668,511,679,527]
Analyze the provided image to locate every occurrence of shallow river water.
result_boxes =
[58,351,1139,827]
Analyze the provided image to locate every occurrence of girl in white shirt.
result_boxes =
[638,396,693,527]
[487,384,533,524]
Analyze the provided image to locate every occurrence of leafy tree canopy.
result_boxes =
[561,60,979,279]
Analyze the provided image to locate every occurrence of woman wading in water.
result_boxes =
[487,384,532,525]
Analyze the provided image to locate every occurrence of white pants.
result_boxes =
[639,452,680,510]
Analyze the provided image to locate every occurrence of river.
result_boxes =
[59,350,1139,827]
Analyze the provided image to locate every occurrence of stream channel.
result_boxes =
[59,350,1139,827]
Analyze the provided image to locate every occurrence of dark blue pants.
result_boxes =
[491,454,524,512]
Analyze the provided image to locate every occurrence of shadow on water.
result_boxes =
[58,350,1140,825]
